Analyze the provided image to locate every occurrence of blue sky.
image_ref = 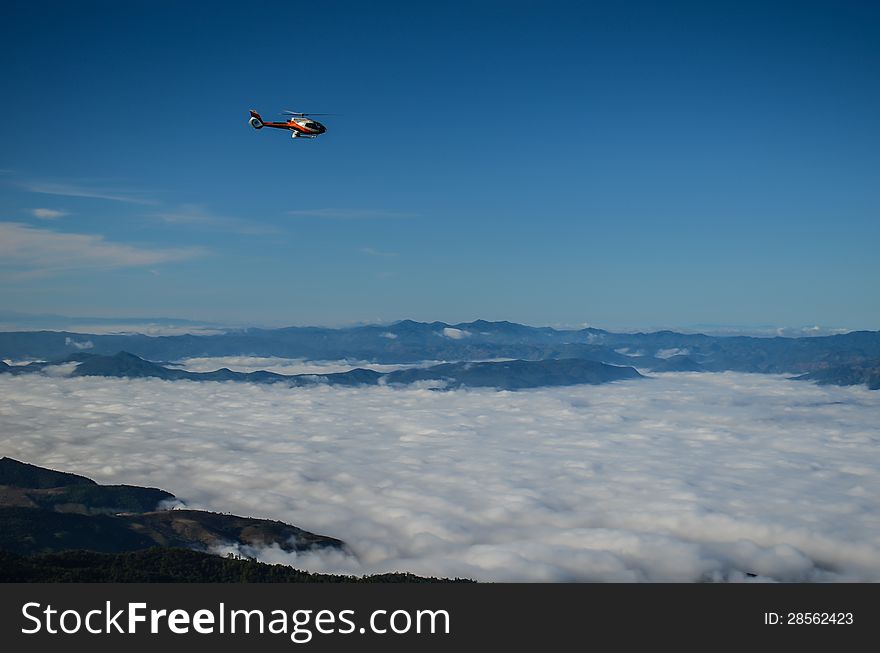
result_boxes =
[1,0,878,329]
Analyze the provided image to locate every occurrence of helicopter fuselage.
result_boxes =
[248,110,326,138]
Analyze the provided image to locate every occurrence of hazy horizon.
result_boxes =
[0,308,866,338]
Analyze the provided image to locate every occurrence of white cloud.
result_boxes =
[30,208,68,220]
[153,209,214,225]
[0,222,204,276]
[152,205,277,235]
[656,348,689,359]
[380,332,398,339]
[1,372,878,581]
[287,209,416,219]
[64,337,93,350]
[40,362,81,377]
[441,327,471,340]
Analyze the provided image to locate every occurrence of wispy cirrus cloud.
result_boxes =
[287,208,417,219]
[30,208,68,220]
[17,180,158,205]
[0,222,204,277]
[152,205,278,235]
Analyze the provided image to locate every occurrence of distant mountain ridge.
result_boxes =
[2,319,879,387]
[0,457,96,489]
[792,362,880,390]
[1,351,643,390]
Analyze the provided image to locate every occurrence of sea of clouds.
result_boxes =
[1,367,879,582]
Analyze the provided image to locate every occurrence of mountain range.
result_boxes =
[1,351,643,390]
[2,319,879,388]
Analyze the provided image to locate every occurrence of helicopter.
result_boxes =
[248,109,328,139]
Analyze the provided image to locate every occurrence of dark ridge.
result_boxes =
[73,351,186,380]
[0,460,475,582]
[792,360,880,390]
[1,483,175,516]
[385,358,642,390]
[0,549,473,583]
[0,506,157,555]
[0,457,96,489]
[0,461,344,557]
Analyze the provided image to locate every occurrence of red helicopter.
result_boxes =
[248,109,328,139]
